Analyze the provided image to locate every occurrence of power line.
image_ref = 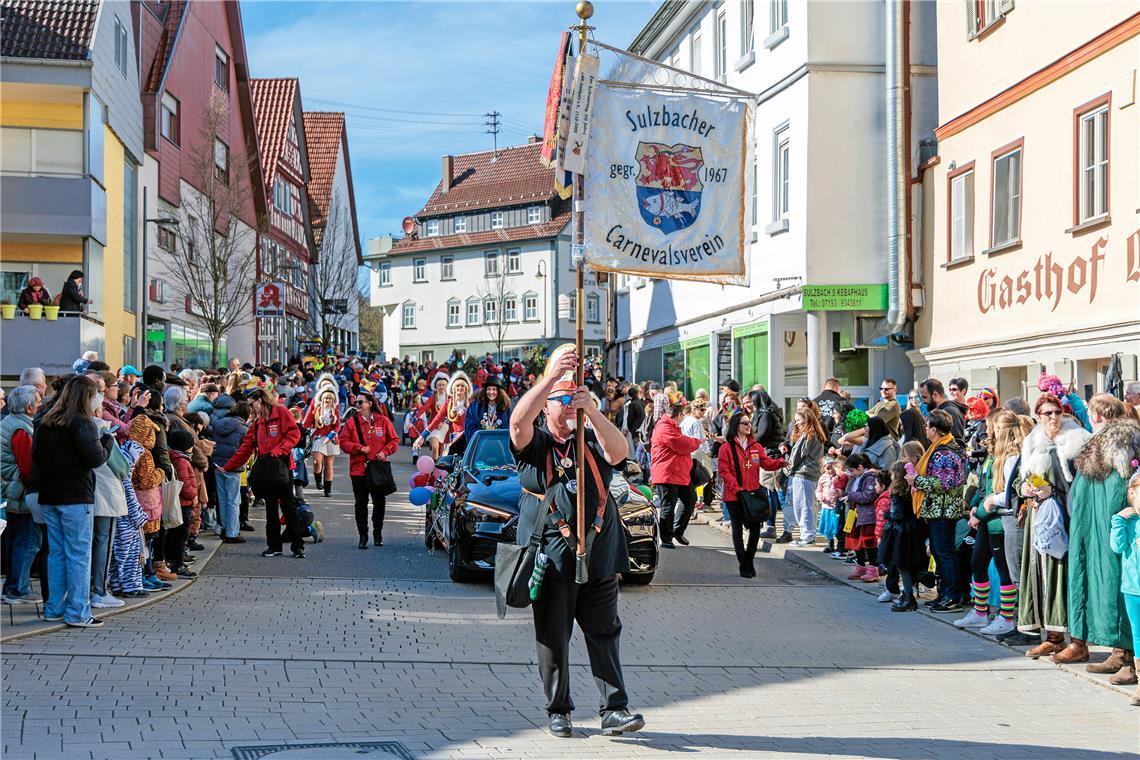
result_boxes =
[484,111,500,157]
[306,97,483,118]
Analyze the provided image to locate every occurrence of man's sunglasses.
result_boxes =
[548,394,573,406]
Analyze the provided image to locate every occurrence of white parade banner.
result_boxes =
[583,84,752,285]
[560,53,599,176]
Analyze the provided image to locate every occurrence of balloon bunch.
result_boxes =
[408,455,448,506]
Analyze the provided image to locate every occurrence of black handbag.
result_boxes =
[249,453,290,494]
[729,442,771,528]
[690,457,712,487]
[354,415,398,496]
[495,485,554,619]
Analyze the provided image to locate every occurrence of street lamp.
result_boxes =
[140,185,180,366]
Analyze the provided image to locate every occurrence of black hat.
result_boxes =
[169,429,195,453]
[482,376,503,390]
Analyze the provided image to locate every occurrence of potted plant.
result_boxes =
[26,303,43,319]
[0,301,15,320]
[44,304,60,320]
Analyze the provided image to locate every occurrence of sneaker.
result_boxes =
[953,610,990,628]
[830,551,846,559]
[91,594,125,609]
[222,536,247,544]
[2,591,42,605]
[43,614,63,622]
[261,549,282,557]
[172,566,197,579]
[931,599,964,613]
[240,522,256,532]
[65,617,104,628]
[121,590,149,598]
[186,539,205,551]
[979,617,1016,636]
[291,548,306,559]
[877,590,896,603]
[660,542,675,549]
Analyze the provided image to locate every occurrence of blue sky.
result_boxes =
[241,0,658,243]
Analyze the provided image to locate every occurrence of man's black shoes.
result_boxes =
[358,536,368,550]
[261,549,281,557]
[548,713,572,738]
[600,709,645,736]
[292,548,305,559]
[675,535,689,546]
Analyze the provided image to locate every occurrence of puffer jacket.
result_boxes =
[209,394,236,426]
[650,414,701,486]
[206,411,249,468]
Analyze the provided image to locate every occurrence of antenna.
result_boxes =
[484,111,501,158]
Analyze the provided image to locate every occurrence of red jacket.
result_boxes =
[717,437,786,503]
[302,401,341,438]
[170,450,199,507]
[339,411,398,477]
[223,404,301,471]
[650,415,702,486]
[426,398,465,442]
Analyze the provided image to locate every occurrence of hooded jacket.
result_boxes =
[650,414,702,486]
[205,409,249,468]
[31,414,113,505]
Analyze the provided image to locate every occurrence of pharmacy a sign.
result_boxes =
[584,86,753,285]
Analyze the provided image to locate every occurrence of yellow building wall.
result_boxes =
[0,242,83,262]
[0,99,83,129]
[101,124,134,369]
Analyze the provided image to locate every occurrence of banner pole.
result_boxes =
[573,0,593,585]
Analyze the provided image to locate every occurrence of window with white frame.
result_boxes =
[770,0,788,32]
[426,219,440,237]
[506,248,522,273]
[751,157,758,226]
[586,292,601,323]
[466,298,481,325]
[491,211,505,229]
[214,45,229,92]
[402,302,416,329]
[214,138,229,184]
[741,0,755,54]
[160,92,180,145]
[566,295,577,321]
[413,257,426,282]
[447,299,461,327]
[667,45,681,68]
[113,17,129,75]
[689,26,702,75]
[379,261,391,286]
[991,144,1022,247]
[441,255,455,280]
[527,206,542,224]
[484,297,498,324]
[1077,102,1109,223]
[503,295,518,322]
[714,8,728,83]
[773,124,790,221]
[484,250,499,276]
[969,0,1007,37]
[524,293,538,321]
[454,216,466,233]
[948,166,975,262]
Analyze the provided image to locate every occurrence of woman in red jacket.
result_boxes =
[718,411,787,577]
[650,400,702,548]
[340,394,398,549]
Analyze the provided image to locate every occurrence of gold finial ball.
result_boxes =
[576,1,594,20]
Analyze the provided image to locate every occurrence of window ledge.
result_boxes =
[765,218,789,236]
[941,255,975,271]
[734,50,755,72]
[506,270,523,276]
[412,279,427,284]
[440,277,456,282]
[523,318,541,323]
[982,239,1022,257]
[973,15,1006,42]
[763,25,789,51]
[1065,214,1110,237]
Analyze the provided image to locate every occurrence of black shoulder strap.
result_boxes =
[353,413,364,442]
[729,440,744,486]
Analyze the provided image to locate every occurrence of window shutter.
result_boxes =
[997,0,1014,15]
[965,0,978,38]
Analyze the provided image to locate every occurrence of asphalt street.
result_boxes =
[2,450,1137,759]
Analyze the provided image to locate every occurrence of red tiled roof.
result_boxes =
[1,0,98,60]
[250,77,298,190]
[142,0,186,93]
[418,141,555,217]
[301,111,343,229]
[389,206,570,256]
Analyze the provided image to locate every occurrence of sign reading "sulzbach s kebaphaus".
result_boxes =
[583,85,753,285]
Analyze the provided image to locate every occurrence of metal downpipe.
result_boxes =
[878,0,909,339]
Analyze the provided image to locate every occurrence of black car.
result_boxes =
[425,429,659,585]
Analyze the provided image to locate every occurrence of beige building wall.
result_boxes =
[914,10,1139,403]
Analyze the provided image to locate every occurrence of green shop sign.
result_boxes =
[801,284,888,311]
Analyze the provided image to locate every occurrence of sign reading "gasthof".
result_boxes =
[801,284,888,311]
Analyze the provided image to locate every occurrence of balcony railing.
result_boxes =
[0,313,105,377]
[0,174,107,244]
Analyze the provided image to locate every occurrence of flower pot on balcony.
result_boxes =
[0,305,15,320]
[44,305,60,321]
[26,304,43,320]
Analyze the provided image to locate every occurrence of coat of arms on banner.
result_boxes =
[635,142,703,233]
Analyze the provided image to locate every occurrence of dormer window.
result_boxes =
[455,216,466,233]
[527,206,542,224]
[491,211,505,230]
[426,219,440,237]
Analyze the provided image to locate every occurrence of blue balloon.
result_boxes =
[409,487,433,506]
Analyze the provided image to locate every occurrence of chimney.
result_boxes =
[442,154,454,191]
[528,134,541,144]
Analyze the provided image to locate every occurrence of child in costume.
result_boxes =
[303,373,341,497]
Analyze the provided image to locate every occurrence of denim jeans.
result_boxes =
[215,469,241,538]
[91,516,114,597]
[2,513,42,597]
[789,476,817,541]
[927,518,960,602]
[41,503,94,623]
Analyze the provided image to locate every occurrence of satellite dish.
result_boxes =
[401,217,416,235]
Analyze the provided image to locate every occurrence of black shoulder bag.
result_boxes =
[729,442,771,528]
[495,454,556,619]
[248,419,290,494]
[354,415,397,496]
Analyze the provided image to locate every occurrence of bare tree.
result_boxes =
[309,190,361,350]
[476,266,513,361]
[356,290,383,355]
[155,91,261,366]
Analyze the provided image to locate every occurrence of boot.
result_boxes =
[315,473,323,491]
[1087,648,1128,674]
[1132,660,1140,706]
[1026,633,1065,659]
[860,566,881,583]
[847,565,868,581]
[1110,651,1138,686]
[324,479,332,497]
[1050,638,1090,664]
[153,561,176,582]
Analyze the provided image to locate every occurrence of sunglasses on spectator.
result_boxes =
[880,386,893,391]
[949,386,962,392]
[1039,409,1063,417]
[548,394,574,406]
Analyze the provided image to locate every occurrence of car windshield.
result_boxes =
[469,433,516,472]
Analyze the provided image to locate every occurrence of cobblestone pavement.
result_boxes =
[3,454,1138,759]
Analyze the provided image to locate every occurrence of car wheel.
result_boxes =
[448,530,479,583]
[621,571,654,586]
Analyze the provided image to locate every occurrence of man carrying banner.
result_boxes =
[509,345,645,738]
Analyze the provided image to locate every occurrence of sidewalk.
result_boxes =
[694,505,1134,698]
[0,533,224,643]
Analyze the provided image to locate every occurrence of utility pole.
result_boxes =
[484,111,501,157]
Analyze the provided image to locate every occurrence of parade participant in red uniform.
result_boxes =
[718,410,787,577]
[339,394,398,549]
[415,371,472,455]
[416,373,450,459]
[302,374,341,497]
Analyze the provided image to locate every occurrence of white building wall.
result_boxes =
[315,144,360,351]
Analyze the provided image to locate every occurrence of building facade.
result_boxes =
[1,0,144,374]
[912,5,1139,401]
[613,0,935,407]
[374,141,605,363]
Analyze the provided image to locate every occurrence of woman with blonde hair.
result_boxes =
[303,375,342,497]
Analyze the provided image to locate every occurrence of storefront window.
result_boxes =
[734,330,768,391]
[832,325,869,388]
[663,349,684,388]
[783,329,807,386]
[684,343,709,399]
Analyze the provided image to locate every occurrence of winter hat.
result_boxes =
[168,428,195,453]
[1037,373,1066,398]
[976,387,1000,410]
[72,358,90,375]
